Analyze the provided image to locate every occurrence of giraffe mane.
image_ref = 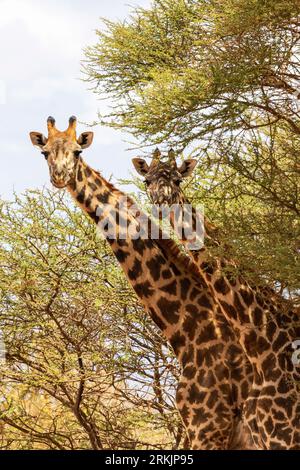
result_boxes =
[156,237,203,280]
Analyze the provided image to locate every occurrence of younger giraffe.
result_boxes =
[133,150,300,449]
[29,117,254,449]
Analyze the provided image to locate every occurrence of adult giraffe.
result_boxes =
[29,116,255,450]
[133,150,300,449]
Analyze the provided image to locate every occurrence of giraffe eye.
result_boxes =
[41,151,49,160]
[74,150,82,158]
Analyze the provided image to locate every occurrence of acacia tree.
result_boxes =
[84,0,300,146]
[185,122,300,298]
[84,0,300,301]
[0,190,185,450]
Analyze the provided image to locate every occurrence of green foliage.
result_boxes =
[0,190,185,449]
[181,123,300,296]
[84,0,300,146]
[84,0,300,302]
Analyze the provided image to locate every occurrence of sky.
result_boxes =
[0,0,151,199]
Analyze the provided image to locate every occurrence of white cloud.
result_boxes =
[11,77,72,102]
[0,0,151,198]
[0,80,6,104]
[0,0,85,53]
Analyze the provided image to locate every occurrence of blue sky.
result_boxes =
[0,0,150,199]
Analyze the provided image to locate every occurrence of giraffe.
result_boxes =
[132,149,300,449]
[29,116,255,450]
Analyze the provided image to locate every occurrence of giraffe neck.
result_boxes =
[166,194,298,368]
[66,158,212,346]
[169,195,219,257]
[66,159,263,448]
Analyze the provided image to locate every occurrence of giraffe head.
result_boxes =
[29,116,94,188]
[132,149,197,205]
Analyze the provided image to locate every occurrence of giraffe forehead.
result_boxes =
[46,138,78,153]
[148,165,180,180]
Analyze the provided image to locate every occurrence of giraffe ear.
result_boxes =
[77,132,94,149]
[178,159,198,178]
[29,132,47,149]
[132,158,150,176]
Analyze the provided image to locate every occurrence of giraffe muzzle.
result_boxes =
[156,187,179,205]
[50,169,71,188]
[51,173,69,188]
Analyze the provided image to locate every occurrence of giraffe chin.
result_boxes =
[152,198,177,207]
[51,180,68,189]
